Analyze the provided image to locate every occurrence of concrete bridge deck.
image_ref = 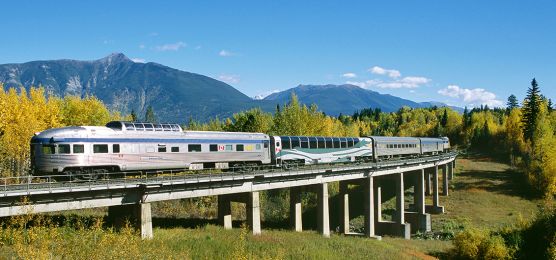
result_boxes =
[0,152,457,240]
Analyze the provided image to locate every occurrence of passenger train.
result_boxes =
[30,121,450,177]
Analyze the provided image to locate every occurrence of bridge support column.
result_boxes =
[449,161,454,180]
[247,192,261,235]
[364,176,381,240]
[218,195,233,230]
[316,183,330,238]
[375,174,410,239]
[426,166,444,214]
[107,203,153,240]
[405,169,431,233]
[290,187,303,232]
[425,171,431,196]
[442,164,449,196]
[339,181,350,234]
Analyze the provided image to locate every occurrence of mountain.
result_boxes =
[0,53,268,122]
[264,84,461,115]
[0,54,461,123]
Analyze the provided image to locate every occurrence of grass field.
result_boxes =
[0,156,542,259]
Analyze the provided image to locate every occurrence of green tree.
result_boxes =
[522,78,542,142]
[507,94,519,110]
[130,109,138,122]
[144,105,156,123]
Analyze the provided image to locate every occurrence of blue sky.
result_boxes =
[2,1,555,108]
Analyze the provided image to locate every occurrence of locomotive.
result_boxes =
[30,121,450,177]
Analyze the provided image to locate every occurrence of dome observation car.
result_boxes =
[105,121,183,132]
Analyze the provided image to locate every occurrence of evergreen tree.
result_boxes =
[441,109,448,127]
[548,99,554,112]
[507,94,519,110]
[130,109,137,122]
[462,107,469,128]
[144,105,156,123]
[522,78,542,142]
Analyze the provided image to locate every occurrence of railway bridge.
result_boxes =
[0,152,457,240]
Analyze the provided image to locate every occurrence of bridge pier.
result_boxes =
[316,183,330,238]
[448,161,455,180]
[218,192,261,235]
[426,166,445,214]
[375,173,410,239]
[107,203,153,240]
[364,176,381,239]
[339,181,350,234]
[425,171,431,196]
[442,164,449,196]
[290,187,303,232]
[405,169,431,233]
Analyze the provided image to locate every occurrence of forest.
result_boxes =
[0,79,553,197]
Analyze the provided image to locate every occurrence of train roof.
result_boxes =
[369,136,420,142]
[106,121,182,132]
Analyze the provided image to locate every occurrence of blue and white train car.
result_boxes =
[30,121,271,175]
[270,136,374,166]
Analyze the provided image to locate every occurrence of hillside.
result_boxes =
[264,84,461,115]
[0,53,269,122]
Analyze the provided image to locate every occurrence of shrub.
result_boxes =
[453,227,510,259]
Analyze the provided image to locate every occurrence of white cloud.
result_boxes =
[218,74,240,84]
[438,85,503,107]
[376,76,431,89]
[139,44,146,49]
[342,73,357,78]
[155,42,186,51]
[195,45,202,50]
[346,79,383,88]
[131,58,146,63]
[369,66,401,78]
[219,50,237,57]
[349,76,430,89]
[149,32,159,37]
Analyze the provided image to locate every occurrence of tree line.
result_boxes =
[1,80,554,197]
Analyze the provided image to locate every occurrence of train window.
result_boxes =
[333,138,340,148]
[73,144,84,154]
[309,137,317,149]
[113,144,120,153]
[256,144,261,150]
[93,144,109,153]
[341,139,347,148]
[188,144,202,152]
[301,137,309,149]
[291,137,300,148]
[325,138,333,148]
[171,125,180,131]
[59,144,70,154]
[162,124,172,131]
[124,123,135,130]
[246,145,254,151]
[317,137,324,148]
[263,141,269,148]
[348,138,354,148]
[171,147,179,152]
[154,124,163,131]
[42,145,55,154]
[144,123,154,131]
[281,137,290,149]
[225,145,233,151]
[236,144,244,151]
[158,145,166,153]
[210,144,218,152]
[134,123,145,131]
[106,121,123,131]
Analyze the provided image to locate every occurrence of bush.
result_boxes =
[453,227,510,259]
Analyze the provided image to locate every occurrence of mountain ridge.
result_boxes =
[0,53,461,123]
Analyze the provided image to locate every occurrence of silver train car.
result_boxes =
[30,121,451,176]
[31,121,271,175]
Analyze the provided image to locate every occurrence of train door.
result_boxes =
[270,136,281,165]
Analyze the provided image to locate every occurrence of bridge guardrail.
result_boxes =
[0,152,457,197]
